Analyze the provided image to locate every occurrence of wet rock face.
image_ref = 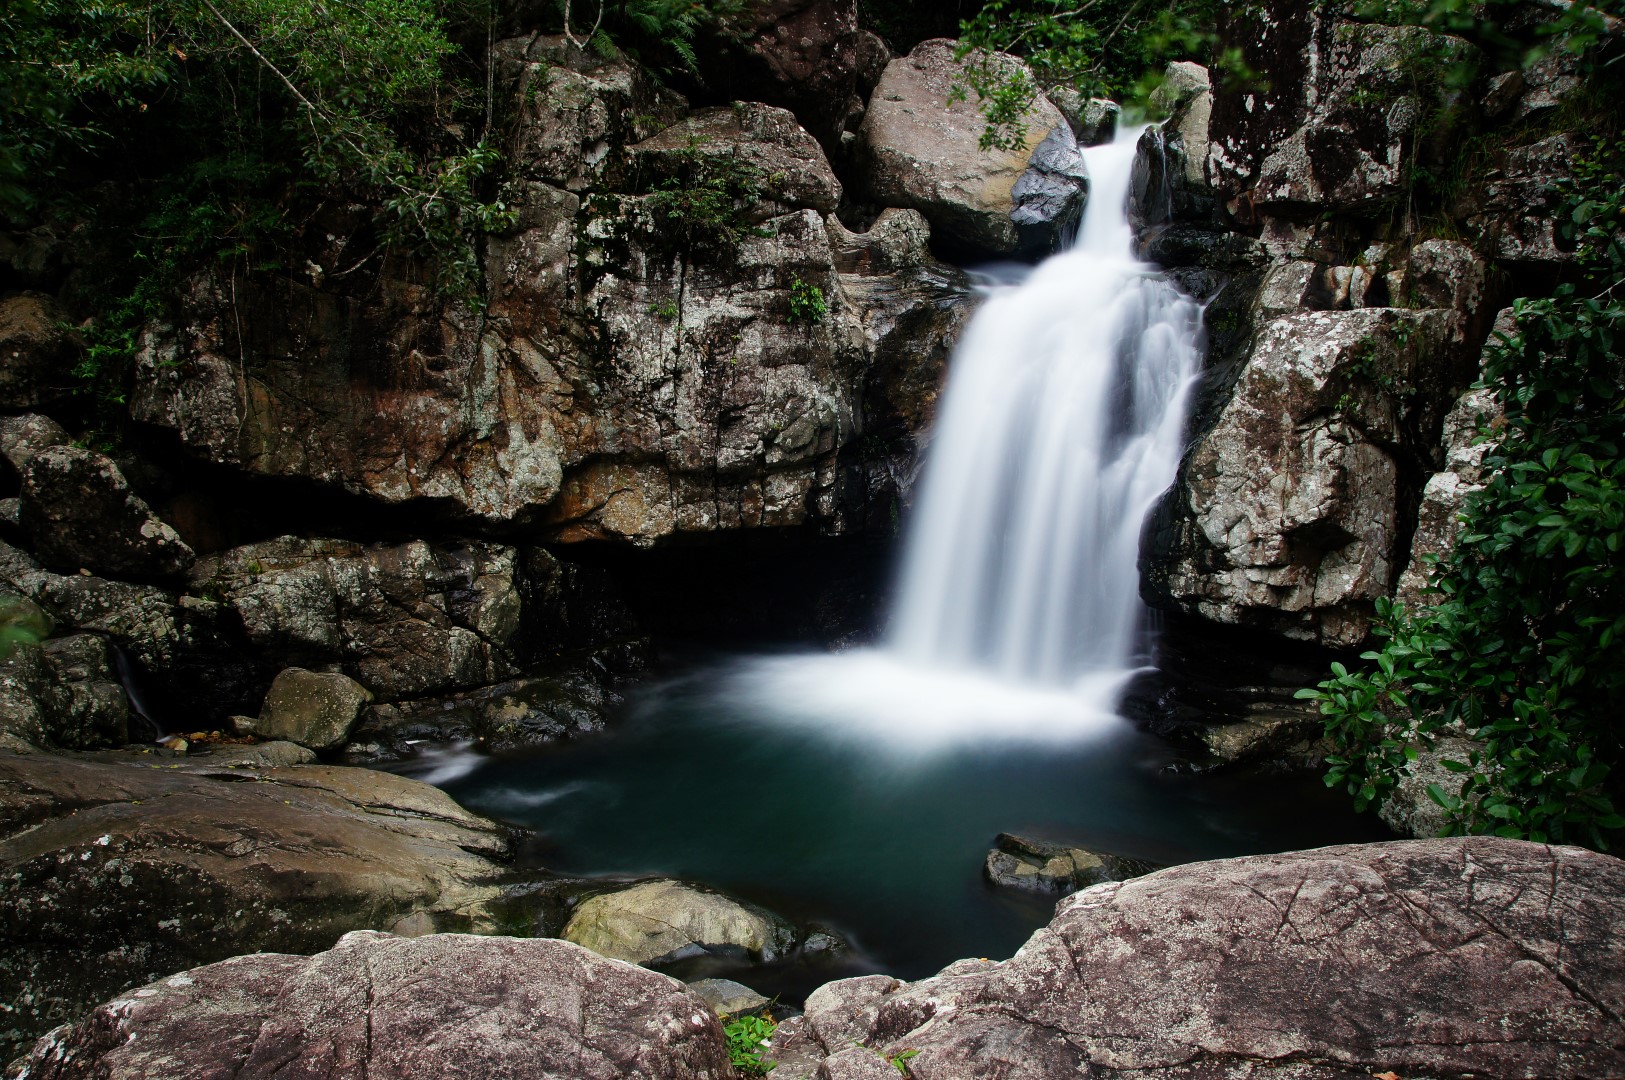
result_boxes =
[8,932,735,1080]
[768,838,1625,1079]
[859,40,1084,256]
[0,749,514,1062]
[18,447,195,579]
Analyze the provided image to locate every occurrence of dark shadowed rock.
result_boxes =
[0,634,127,750]
[1009,123,1089,247]
[0,415,69,474]
[0,295,78,410]
[768,838,1625,1079]
[18,447,194,579]
[0,750,512,1060]
[706,0,866,150]
[7,932,734,1080]
[984,833,1157,894]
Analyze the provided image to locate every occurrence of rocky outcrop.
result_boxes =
[244,667,373,750]
[768,838,1625,1079]
[188,537,521,702]
[1152,308,1464,646]
[7,932,734,1080]
[564,879,798,966]
[983,834,1155,894]
[18,446,195,579]
[123,37,964,543]
[0,748,514,1060]
[0,415,69,474]
[860,40,1085,256]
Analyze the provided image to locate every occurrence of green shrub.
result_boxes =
[723,1013,777,1076]
[788,277,828,324]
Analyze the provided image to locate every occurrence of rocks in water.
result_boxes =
[1048,89,1118,146]
[0,749,513,1059]
[244,667,373,751]
[1008,122,1089,247]
[0,294,78,410]
[687,977,771,1017]
[18,446,195,579]
[1150,61,1213,189]
[984,834,1156,894]
[860,39,1082,256]
[9,931,735,1080]
[1197,704,1327,767]
[564,879,798,966]
[188,537,521,702]
[769,838,1625,1079]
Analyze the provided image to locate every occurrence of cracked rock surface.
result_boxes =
[7,932,734,1080]
[767,837,1625,1079]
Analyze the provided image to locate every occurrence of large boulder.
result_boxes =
[0,415,69,474]
[0,749,513,1060]
[860,40,1086,256]
[7,932,735,1080]
[705,0,867,149]
[18,446,195,579]
[245,666,373,750]
[768,838,1625,1079]
[1150,308,1463,646]
[564,879,798,966]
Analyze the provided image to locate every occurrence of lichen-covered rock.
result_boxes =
[860,40,1083,255]
[0,751,513,1062]
[564,879,798,966]
[704,0,866,150]
[983,834,1156,894]
[1151,61,1212,188]
[1470,132,1587,265]
[769,838,1625,1079]
[1378,737,1483,839]
[0,414,69,474]
[0,294,78,410]
[6,932,734,1080]
[18,446,195,579]
[245,667,372,751]
[188,537,521,701]
[687,977,771,1017]
[1151,308,1462,646]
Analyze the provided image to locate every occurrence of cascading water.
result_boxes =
[888,128,1201,687]
[724,124,1202,745]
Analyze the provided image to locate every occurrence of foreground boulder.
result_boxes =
[769,838,1625,1079]
[244,666,373,750]
[0,749,512,1060]
[7,932,734,1080]
[564,879,798,966]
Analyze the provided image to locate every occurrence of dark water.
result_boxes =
[422,662,1389,992]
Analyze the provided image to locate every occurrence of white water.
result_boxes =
[728,126,1202,747]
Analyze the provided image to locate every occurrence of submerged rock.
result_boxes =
[0,750,512,1059]
[564,879,798,967]
[768,838,1625,1079]
[687,977,771,1017]
[983,833,1156,894]
[7,932,734,1080]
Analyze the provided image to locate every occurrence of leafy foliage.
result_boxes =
[787,277,828,325]
[557,0,745,80]
[1299,134,1625,849]
[949,0,1228,150]
[723,1013,777,1076]
[641,138,764,255]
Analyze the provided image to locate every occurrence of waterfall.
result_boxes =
[727,125,1202,745]
[887,127,1201,687]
